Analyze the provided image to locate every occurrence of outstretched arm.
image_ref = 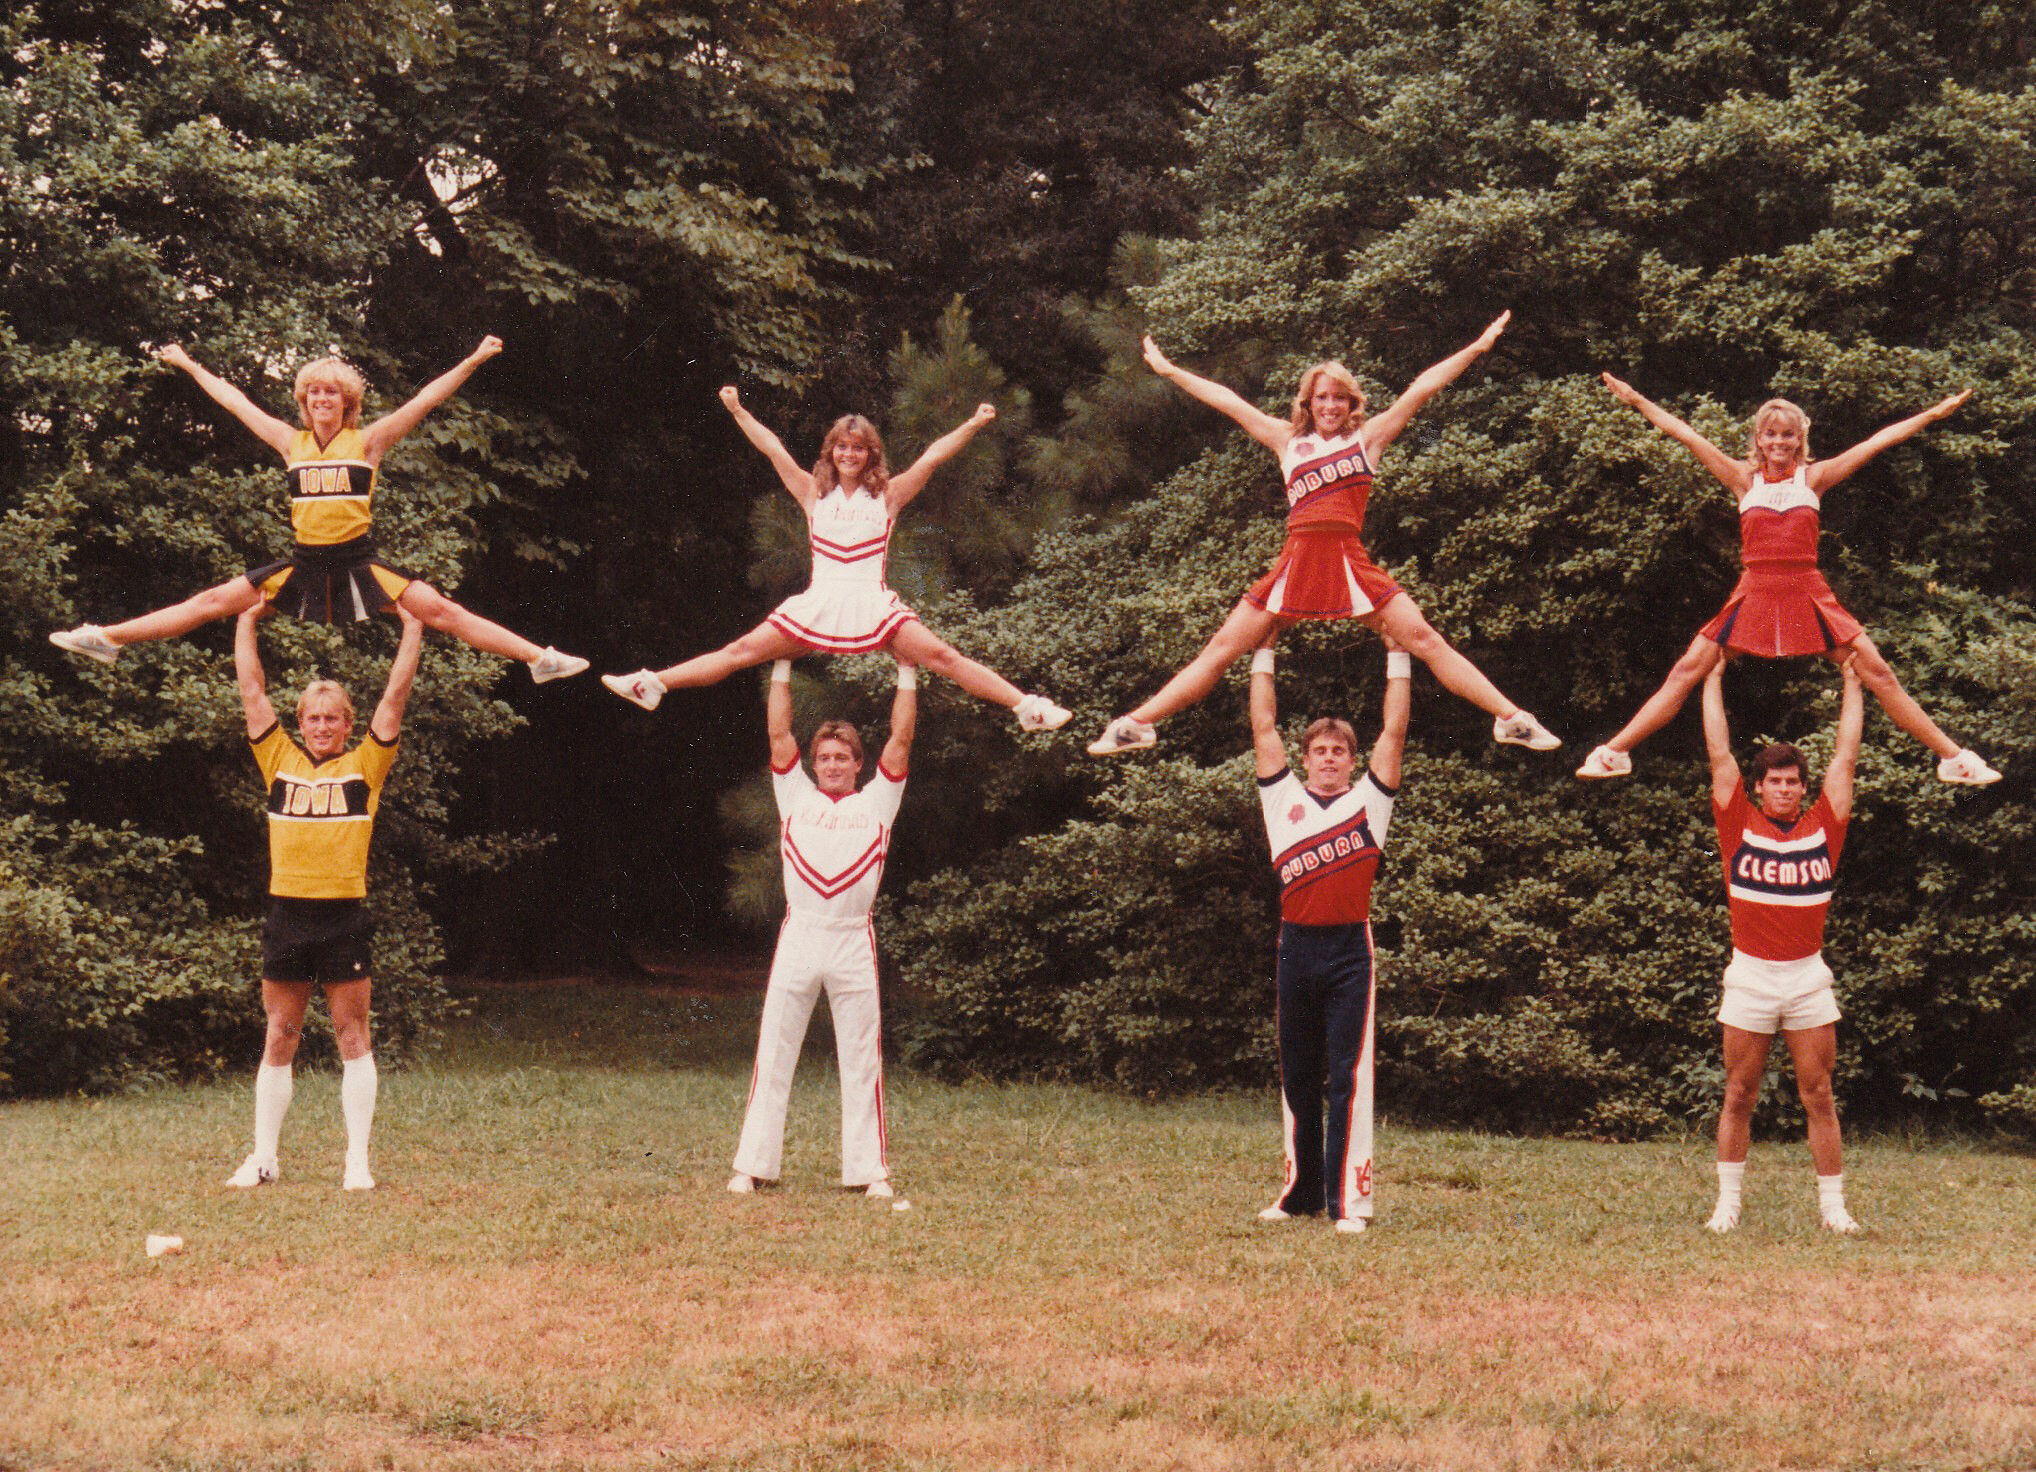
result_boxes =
[157,344,298,456]
[1808,390,1971,494]
[360,335,503,461]
[1602,372,1749,492]
[1143,336,1290,453]
[887,404,997,513]
[1249,643,1288,780]
[1369,636,1411,789]
[369,605,426,743]
[1361,312,1510,458]
[1823,656,1864,822]
[766,662,801,770]
[879,663,918,777]
[234,605,279,739]
[1701,659,1739,808]
[722,386,816,510]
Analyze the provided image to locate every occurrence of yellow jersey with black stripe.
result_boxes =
[251,722,398,899]
[286,427,377,546]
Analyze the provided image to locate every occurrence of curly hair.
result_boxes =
[1288,362,1369,437]
[812,415,891,498]
[293,357,367,430]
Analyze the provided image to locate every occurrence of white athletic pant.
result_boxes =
[733,913,888,1186]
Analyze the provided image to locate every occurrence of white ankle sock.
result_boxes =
[252,1062,293,1162]
[341,1053,377,1161]
[1817,1172,1846,1217]
[1714,1160,1745,1213]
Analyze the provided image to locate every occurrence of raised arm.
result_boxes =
[359,335,503,461]
[1602,372,1750,492]
[1701,659,1739,808]
[886,404,997,513]
[1807,390,1971,495]
[879,663,918,777]
[722,386,816,511]
[1361,312,1510,458]
[766,661,801,771]
[234,605,279,739]
[1143,336,1291,453]
[369,605,426,743]
[1823,656,1864,822]
[1369,637,1411,789]
[1249,643,1288,780]
[158,344,298,456]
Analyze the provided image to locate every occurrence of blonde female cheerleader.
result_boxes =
[1576,377,1997,785]
[50,338,586,682]
[602,387,1069,731]
[1087,313,1559,756]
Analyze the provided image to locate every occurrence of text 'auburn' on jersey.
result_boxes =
[1260,769,1396,926]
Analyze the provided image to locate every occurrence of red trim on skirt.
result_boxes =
[1699,563,1863,658]
[1245,528,1403,621]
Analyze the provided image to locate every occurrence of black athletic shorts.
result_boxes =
[262,897,374,984]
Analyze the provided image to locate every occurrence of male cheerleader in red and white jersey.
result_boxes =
[50,339,585,683]
[1088,316,1558,756]
[728,657,916,1197]
[1249,638,1409,1233]
[226,601,422,1192]
[1701,655,1865,1233]
[603,388,1067,733]
[1578,377,1995,785]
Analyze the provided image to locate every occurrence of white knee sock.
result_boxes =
[252,1062,293,1162]
[341,1053,377,1161]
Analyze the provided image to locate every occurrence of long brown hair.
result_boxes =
[1288,362,1368,437]
[812,415,891,497]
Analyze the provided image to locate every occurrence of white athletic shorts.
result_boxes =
[1718,949,1840,1034]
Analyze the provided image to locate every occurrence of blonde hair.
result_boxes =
[1289,362,1369,437]
[293,357,366,430]
[812,415,891,498]
[296,680,356,727]
[1747,398,1812,470]
[810,719,865,765]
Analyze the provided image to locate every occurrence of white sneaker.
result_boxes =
[529,647,589,684]
[1822,1207,1862,1235]
[1937,749,2001,786]
[1013,693,1072,732]
[50,625,121,665]
[864,1180,895,1199]
[224,1154,278,1189]
[1334,1216,1369,1235]
[1257,1204,1293,1222]
[602,670,665,711]
[1085,715,1156,757]
[343,1156,374,1192]
[1494,710,1561,751]
[1576,744,1632,780]
[1705,1202,1740,1233]
[727,1173,757,1194]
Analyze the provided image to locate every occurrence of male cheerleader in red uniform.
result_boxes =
[1701,655,1865,1233]
[1249,639,1409,1233]
[729,658,916,1197]
[227,602,422,1191]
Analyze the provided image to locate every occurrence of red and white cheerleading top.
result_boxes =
[1260,768,1396,926]
[1280,429,1374,533]
[807,488,893,589]
[1738,465,1821,569]
[1714,778,1847,961]
[773,757,905,921]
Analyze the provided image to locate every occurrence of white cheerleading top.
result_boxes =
[772,757,906,921]
[807,488,893,586]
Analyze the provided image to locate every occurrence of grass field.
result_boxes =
[4,978,2034,1472]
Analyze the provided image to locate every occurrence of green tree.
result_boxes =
[895,0,2036,1135]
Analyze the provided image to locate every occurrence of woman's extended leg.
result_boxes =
[1577,634,1725,778]
[398,582,584,681]
[1087,599,1285,755]
[1367,595,1559,748]
[1830,634,1956,758]
[887,622,1069,729]
[604,621,808,709]
[57,576,265,659]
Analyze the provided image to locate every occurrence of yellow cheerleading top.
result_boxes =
[286,426,377,546]
[251,722,399,899]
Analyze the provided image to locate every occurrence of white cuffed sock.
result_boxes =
[252,1062,293,1162]
[1817,1172,1847,1220]
[1710,1160,1745,1227]
[341,1053,378,1161]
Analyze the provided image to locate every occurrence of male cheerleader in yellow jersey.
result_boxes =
[226,603,421,1192]
[50,338,584,682]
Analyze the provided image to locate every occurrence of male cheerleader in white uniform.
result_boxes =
[1701,655,1864,1233]
[730,658,915,1196]
[1250,639,1409,1233]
